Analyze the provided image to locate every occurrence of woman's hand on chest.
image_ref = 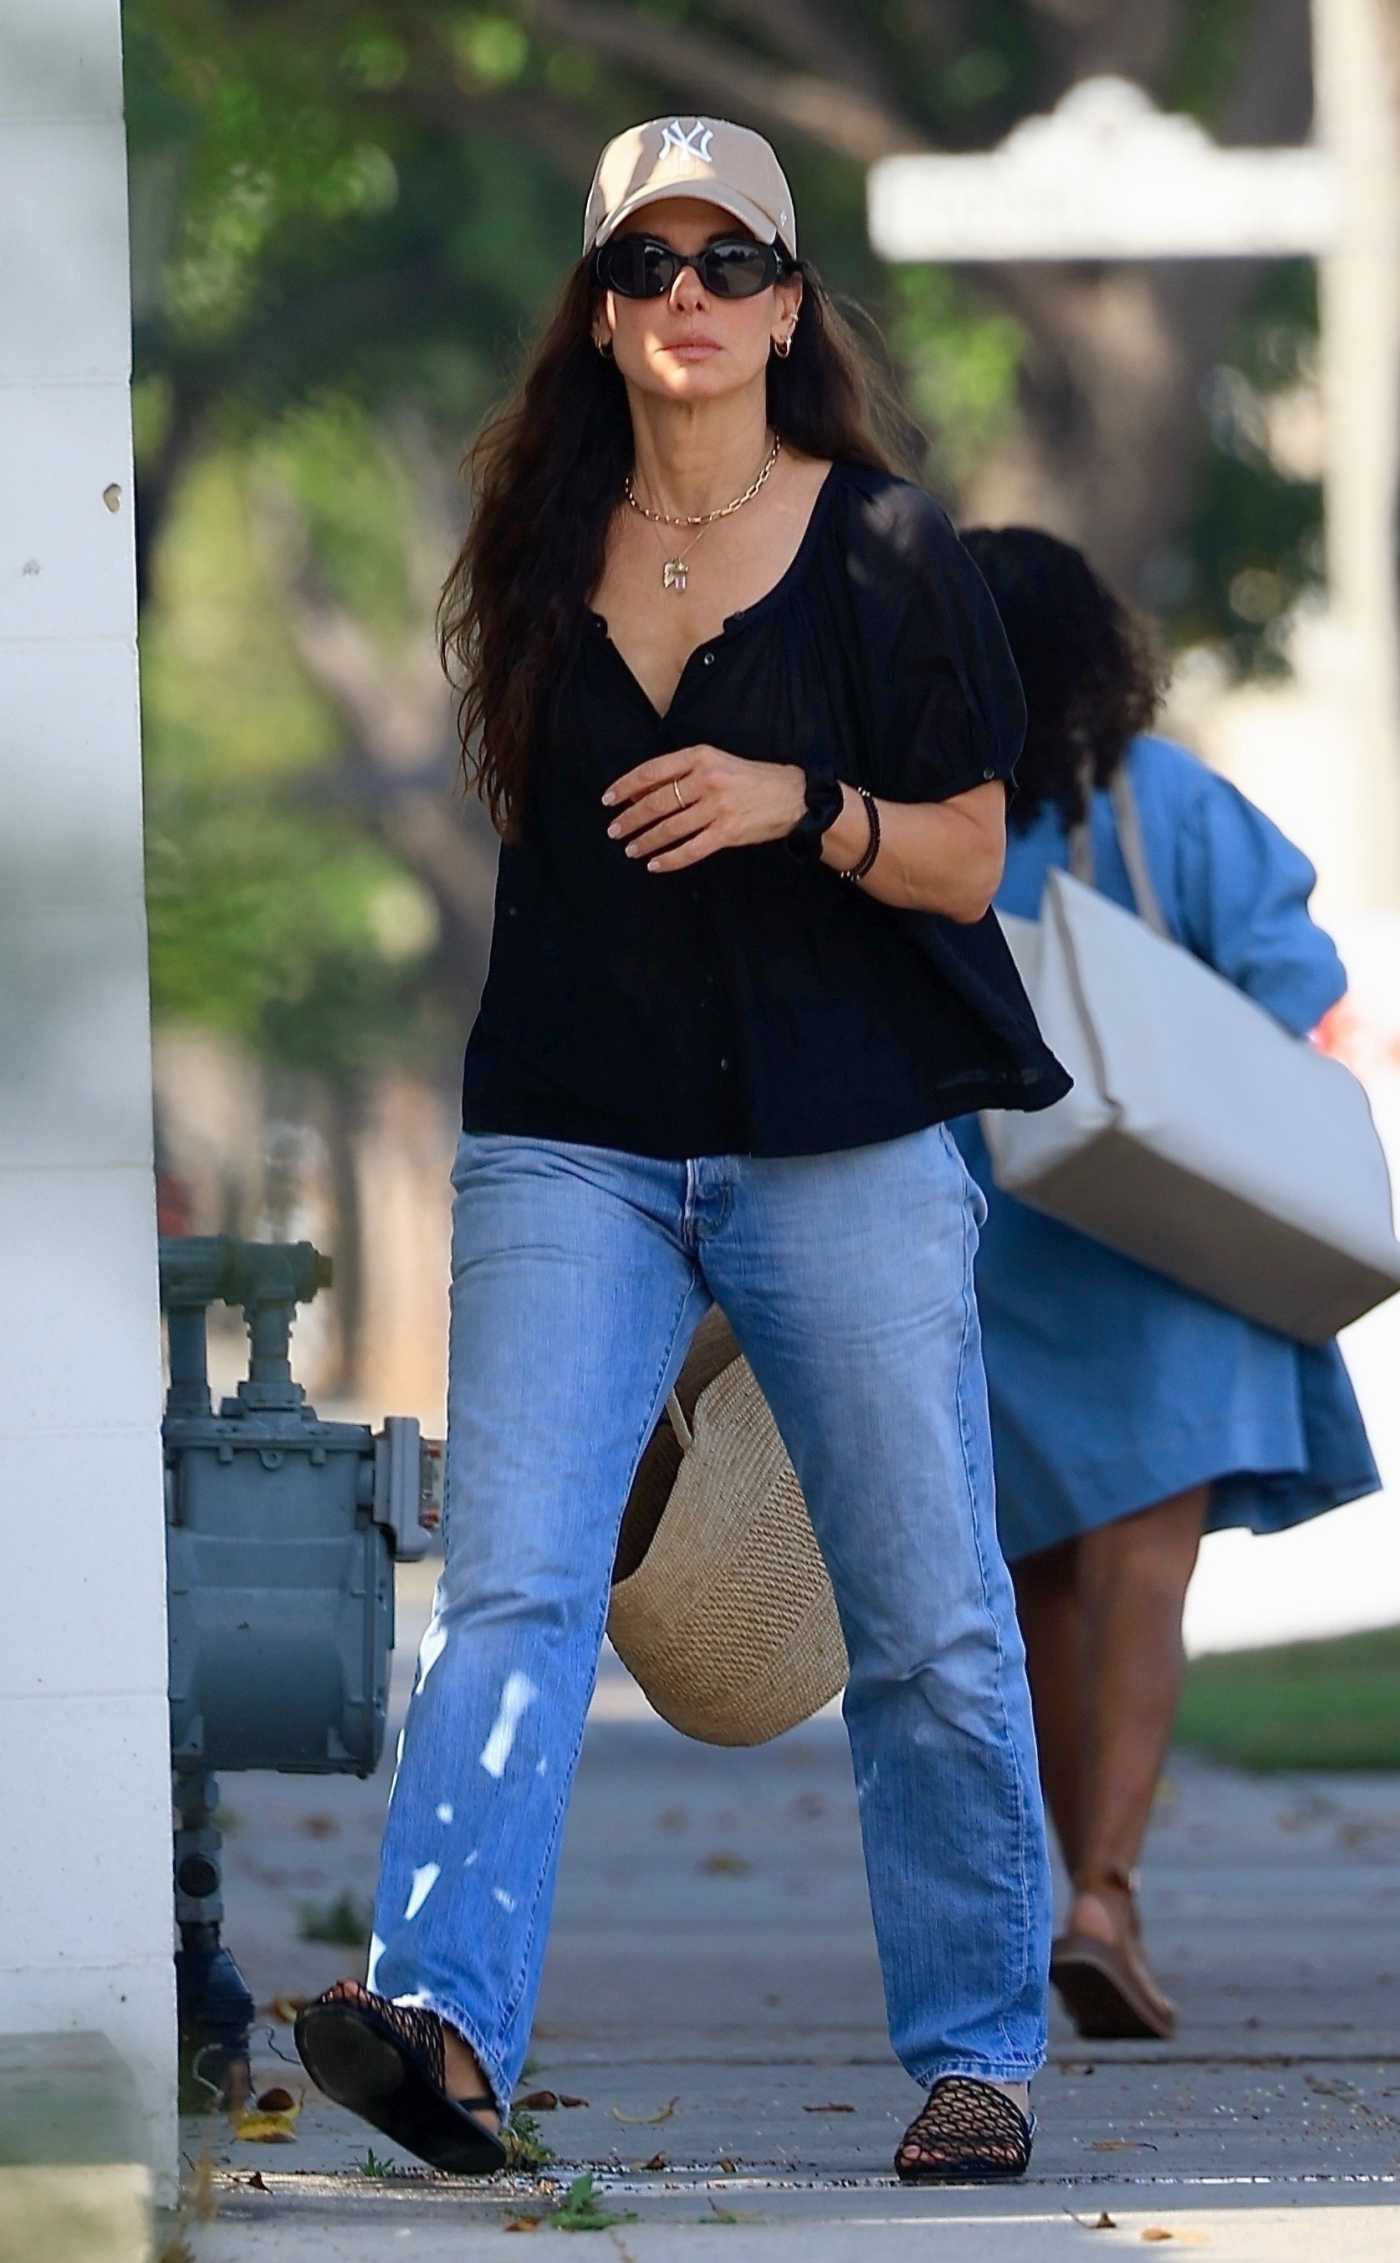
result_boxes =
[602,745,807,872]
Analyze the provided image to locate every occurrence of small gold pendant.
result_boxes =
[662,557,688,593]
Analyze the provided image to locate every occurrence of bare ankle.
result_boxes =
[1070,1870,1136,1943]
[983,2076,1030,2111]
[440,2026,498,2125]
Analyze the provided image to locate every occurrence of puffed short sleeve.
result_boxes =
[1174,763,1347,1037]
[856,482,1026,805]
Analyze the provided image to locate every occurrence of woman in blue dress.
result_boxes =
[957,527,1379,2041]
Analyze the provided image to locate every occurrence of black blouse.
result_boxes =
[461,460,1070,1160]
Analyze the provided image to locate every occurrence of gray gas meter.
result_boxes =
[159,1234,439,2098]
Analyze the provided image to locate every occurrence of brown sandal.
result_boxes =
[295,1985,507,2176]
[1051,1866,1177,2041]
[895,2074,1035,2183]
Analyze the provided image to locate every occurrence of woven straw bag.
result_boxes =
[607,1308,848,1745]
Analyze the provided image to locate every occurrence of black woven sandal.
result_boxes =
[895,2074,1036,2184]
[294,1986,507,2176]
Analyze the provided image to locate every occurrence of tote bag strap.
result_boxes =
[1066,761,1169,940]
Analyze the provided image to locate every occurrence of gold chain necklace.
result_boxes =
[624,433,782,594]
[641,514,712,592]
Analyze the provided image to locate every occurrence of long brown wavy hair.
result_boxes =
[438,256,913,838]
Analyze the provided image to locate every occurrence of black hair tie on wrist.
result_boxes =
[839,785,881,884]
[785,768,845,863]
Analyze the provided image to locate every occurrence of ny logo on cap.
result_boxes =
[660,118,714,164]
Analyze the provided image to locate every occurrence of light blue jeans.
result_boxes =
[368,1124,1050,2113]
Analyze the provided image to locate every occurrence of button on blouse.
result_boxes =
[461,460,1069,1160]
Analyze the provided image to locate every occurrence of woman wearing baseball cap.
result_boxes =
[295,115,1068,2185]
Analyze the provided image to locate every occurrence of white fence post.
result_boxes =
[0,0,177,2200]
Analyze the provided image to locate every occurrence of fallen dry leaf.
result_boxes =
[610,2096,679,2126]
[505,2215,543,2232]
[518,2090,559,2110]
[246,2173,268,2193]
[1093,2213,1117,2230]
[641,2153,667,2171]
[231,2113,298,2143]
[803,2102,855,2114]
[699,1851,753,1876]
[559,2094,590,2108]
[1141,2235,1174,2246]
[719,2158,738,2173]
[1092,2138,1152,2151]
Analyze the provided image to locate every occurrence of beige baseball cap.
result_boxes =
[583,116,797,261]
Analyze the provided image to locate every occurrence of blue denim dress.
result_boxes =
[953,733,1381,1563]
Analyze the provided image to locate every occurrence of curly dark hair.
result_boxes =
[961,526,1168,835]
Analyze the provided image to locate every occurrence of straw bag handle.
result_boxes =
[659,1309,745,1455]
[1067,763,1169,939]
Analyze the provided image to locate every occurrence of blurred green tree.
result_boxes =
[128,0,1323,1078]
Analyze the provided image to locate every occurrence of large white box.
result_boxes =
[0,386,137,639]
[0,1167,163,1436]
[0,645,152,1173]
[0,1693,172,1973]
[0,0,123,122]
[0,121,131,381]
[0,1968,177,2193]
[1,1430,166,1702]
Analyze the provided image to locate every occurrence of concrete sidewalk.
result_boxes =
[171,1560,1400,2258]
[189,2188,1398,2261]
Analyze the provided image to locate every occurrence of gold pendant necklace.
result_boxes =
[658,523,709,594]
[625,434,782,595]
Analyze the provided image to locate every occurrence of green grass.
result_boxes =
[554,2174,638,2232]
[1177,1624,1400,1772]
[296,1890,372,1946]
[503,2108,555,2170]
[357,2148,410,2179]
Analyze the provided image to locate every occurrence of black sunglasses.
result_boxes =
[593,233,793,301]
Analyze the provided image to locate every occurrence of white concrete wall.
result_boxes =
[0,0,176,2192]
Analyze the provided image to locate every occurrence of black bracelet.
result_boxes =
[838,785,881,883]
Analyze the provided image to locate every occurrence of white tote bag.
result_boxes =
[982,772,1400,1344]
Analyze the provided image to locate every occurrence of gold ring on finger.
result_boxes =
[673,781,688,810]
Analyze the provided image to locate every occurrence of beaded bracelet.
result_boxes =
[838,785,881,884]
